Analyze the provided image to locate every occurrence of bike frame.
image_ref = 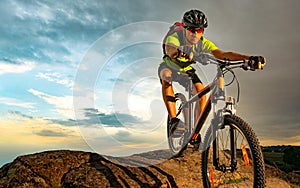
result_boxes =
[177,64,238,171]
[178,66,222,136]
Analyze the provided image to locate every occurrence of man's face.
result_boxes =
[185,27,204,45]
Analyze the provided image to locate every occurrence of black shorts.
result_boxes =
[158,62,202,88]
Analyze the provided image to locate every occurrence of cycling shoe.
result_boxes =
[169,118,185,137]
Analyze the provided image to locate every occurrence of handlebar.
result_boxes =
[188,53,266,105]
[193,53,265,71]
[216,59,264,71]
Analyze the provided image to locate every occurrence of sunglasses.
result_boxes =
[186,27,204,34]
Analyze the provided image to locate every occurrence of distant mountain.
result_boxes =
[0,148,294,187]
[262,145,300,153]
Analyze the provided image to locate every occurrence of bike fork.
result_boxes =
[212,120,237,172]
[212,103,237,172]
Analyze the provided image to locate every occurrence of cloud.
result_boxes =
[47,118,77,127]
[79,108,142,127]
[114,130,132,142]
[0,0,148,69]
[36,72,73,88]
[0,59,35,75]
[34,129,68,137]
[6,111,34,120]
[0,97,35,109]
[28,88,74,118]
[13,1,55,23]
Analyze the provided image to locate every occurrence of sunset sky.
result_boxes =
[1,0,299,167]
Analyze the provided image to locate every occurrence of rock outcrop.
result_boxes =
[0,148,292,187]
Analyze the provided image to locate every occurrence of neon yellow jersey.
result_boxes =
[164,32,218,63]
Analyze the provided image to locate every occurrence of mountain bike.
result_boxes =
[167,54,266,187]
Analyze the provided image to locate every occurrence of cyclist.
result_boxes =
[158,9,266,134]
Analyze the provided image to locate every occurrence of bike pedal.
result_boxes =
[176,127,185,131]
[171,128,185,137]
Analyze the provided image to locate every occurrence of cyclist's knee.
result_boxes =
[160,68,173,85]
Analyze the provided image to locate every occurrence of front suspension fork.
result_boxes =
[211,100,237,172]
[212,123,237,172]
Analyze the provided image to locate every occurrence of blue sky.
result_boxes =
[1,0,300,167]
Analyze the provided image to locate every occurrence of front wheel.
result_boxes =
[201,114,265,188]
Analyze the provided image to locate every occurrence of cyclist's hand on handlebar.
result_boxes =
[177,45,193,61]
[249,56,266,70]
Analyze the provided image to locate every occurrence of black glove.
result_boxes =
[177,45,193,60]
[249,56,266,70]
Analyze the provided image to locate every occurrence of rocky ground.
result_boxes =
[0,147,295,187]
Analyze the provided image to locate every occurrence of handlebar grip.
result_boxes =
[248,56,266,71]
[242,59,265,71]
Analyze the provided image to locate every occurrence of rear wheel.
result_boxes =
[201,114,265,187]
[167,93,189,156]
